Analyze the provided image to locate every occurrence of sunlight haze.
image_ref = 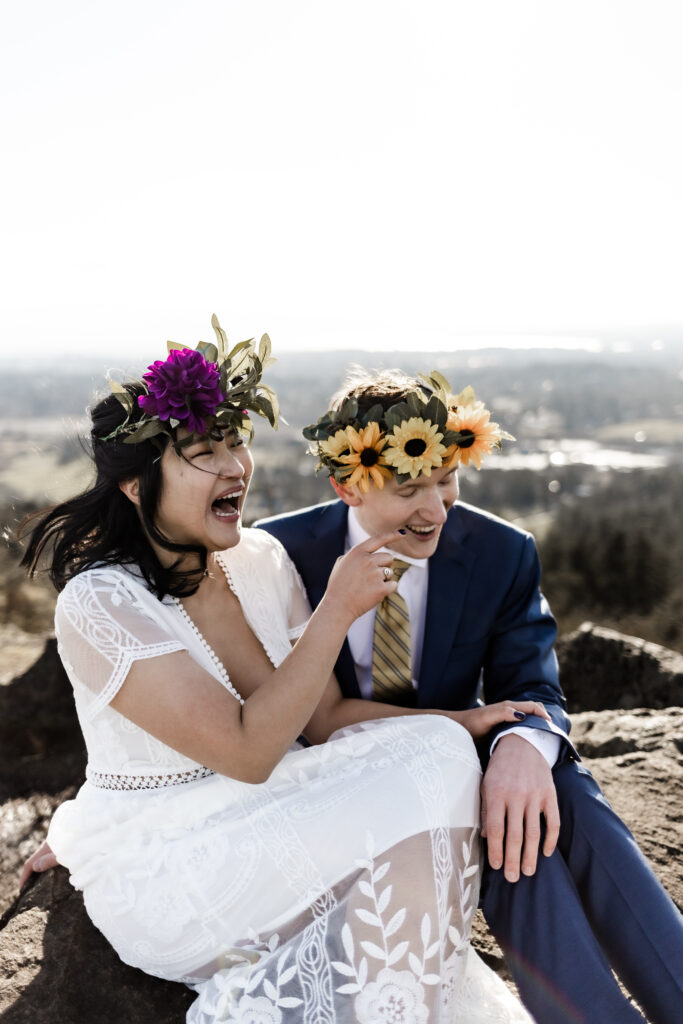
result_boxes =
[2,0,682,359]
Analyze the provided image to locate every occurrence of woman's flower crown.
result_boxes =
[105,314,279,450]
[303,371,514,492]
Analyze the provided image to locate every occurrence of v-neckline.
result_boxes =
[172,589,245,704]
[172,552,279,682]
[214,551,279,670]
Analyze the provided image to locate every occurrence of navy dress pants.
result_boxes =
[480,760,683,1024]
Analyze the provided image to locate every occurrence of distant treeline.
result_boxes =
[3,351,683,440]
[537,469,683,650]
[4,466,681,654]
[256,354,683,440]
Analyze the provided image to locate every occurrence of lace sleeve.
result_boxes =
[55,568,186,720]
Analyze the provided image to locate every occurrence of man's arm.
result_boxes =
[479,531,570,880]
[482,532,573,752]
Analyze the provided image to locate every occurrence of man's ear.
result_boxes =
[119,478,141,507]
[329,477,362,507]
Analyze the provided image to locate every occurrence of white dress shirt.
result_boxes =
[345,507,561,767]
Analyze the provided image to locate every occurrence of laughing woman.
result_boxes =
[20,316,535,1023]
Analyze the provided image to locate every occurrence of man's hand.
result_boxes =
[481,733,560,882]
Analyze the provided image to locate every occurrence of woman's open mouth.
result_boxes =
[211,488,244,519]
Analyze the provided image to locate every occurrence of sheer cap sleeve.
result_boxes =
[55,567,186,720]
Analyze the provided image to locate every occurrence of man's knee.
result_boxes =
[552,759,644,866]
[552,759,609,819]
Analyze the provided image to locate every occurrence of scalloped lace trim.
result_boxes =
[89,766,215,790]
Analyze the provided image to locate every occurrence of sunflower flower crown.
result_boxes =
[302,370,514,492]
[105,314,279,451]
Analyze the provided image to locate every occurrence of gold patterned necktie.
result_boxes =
[371,559,415,705]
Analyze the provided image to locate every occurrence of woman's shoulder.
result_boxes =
[56,562,155,610]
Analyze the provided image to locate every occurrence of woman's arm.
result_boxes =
[110,531,403,784]
[303,676,551,745]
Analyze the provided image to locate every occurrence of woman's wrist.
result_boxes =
[314,593,356,637]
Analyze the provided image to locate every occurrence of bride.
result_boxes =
[20,316,538,1022]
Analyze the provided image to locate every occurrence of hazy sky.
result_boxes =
[2,0,682,360]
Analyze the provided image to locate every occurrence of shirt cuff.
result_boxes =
[490,726,562,768]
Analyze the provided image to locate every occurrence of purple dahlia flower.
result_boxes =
[138,348,224,434]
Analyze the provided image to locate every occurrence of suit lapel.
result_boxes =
[417,508,477,706]
[302,502,477,704]
[305,502,362,699]
[304,501,348,607]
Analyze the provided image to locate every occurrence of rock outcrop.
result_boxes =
[0,636,85,923]
[557,622,683,713]
[1,626,682,1022]
[0,637,86,803]
[0,870,194,1024]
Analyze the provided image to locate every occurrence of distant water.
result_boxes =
[0,418,673,474]
[489,439,669,472]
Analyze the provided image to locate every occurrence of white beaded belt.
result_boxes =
[89,766,215,791]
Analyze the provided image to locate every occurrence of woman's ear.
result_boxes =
[329,477,361,507]
[119,478,141,507]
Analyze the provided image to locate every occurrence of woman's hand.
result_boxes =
[19,840,57,890]
[321,531,404,626]
[449,701,551,740]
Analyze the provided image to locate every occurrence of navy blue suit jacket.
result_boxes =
[256,500,573,757]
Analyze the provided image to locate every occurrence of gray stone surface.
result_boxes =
[0,870,193,1024]
[557,622,683,713]
[0,637,86,803]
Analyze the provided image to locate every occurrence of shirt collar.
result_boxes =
[347,506,429,568]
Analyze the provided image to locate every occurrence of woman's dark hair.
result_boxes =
[20,383,207,598]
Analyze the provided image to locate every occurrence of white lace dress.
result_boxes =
[48,529,531,1023]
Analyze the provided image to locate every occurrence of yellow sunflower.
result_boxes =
[444,404,513,470]
[319,428,353,461]
[383,417,447,478]
[337,422,393,492]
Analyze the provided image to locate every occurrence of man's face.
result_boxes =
[347,464,459,559]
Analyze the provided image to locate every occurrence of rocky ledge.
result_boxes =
[1,625,681,1022]
[556,622,683,713]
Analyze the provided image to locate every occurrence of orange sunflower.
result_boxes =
[444,404,513,470]
[337,422,393,491]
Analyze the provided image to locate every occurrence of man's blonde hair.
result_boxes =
[329,366,420,417]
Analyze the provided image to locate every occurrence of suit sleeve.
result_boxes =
[482,534,577,761]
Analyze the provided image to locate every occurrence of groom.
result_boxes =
[257,367,683,1024]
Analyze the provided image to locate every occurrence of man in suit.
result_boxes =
[257,367,683,1024]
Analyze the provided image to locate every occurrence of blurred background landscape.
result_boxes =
[2,334,682,658]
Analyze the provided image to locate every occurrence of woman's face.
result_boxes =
[154,429,254,556]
